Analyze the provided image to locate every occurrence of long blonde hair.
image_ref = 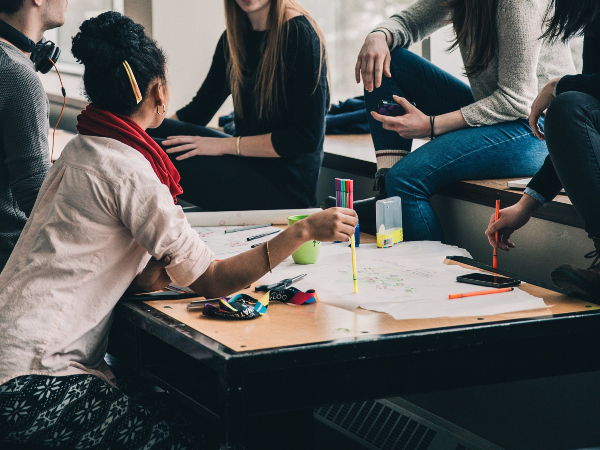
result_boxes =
[224,0,328,120]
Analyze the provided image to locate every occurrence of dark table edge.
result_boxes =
[115,256,600,372]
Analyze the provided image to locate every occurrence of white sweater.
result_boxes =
[0,135,214,386]
[377,0,576,126]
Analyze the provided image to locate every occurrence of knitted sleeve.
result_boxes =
[0,56,50,215]
[374,0,449,50]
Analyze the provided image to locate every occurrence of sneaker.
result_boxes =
[551,242,600,299]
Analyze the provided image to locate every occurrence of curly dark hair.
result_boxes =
[0,0,24,14]
[543,0,600,41]
[71,11,166,116]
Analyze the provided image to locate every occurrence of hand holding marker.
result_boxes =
[448,195,510,300]
[336,178,358,293]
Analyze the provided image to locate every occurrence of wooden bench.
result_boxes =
[47,92,581,230]
[322,134,581,229]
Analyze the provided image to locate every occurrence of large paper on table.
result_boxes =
[185,209,321,227]
[192,225,283,259]
[257,242,548,320]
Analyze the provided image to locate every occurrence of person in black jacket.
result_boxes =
[486,0,600,298]
[149,0,329,211]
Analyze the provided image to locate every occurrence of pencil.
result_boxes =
[449,287,513,299]
[493,193,500,272]
[247,229,280,241]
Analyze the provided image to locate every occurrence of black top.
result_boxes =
[527,19,600,203]
[177,16,329,207]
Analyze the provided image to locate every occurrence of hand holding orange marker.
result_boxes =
[493,193,500,272]
[449,287,513,299]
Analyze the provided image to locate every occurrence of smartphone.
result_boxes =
[374,100,407,117]
[456,273,521,288]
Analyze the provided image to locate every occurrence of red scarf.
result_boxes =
[77,105,183,203]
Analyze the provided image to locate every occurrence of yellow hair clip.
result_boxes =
[122,60,143,104]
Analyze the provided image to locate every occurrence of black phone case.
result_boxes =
[456,275,521,288]
[374,100,406,117]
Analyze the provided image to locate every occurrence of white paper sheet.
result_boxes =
[256,242,549,319]
[186,209,321,227]
[193,225,283,259]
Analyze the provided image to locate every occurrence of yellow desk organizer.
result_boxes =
[376,197,403,248]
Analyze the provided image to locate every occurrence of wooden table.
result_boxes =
[108,250,600,450]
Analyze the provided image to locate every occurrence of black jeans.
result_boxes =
[545,92,600,239]
[149,119,303,211]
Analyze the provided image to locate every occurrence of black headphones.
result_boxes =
[0,18,60,74]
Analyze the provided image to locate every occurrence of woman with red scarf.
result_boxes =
[0,12,356,450]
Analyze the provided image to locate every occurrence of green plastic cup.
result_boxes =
[288,215,321,265]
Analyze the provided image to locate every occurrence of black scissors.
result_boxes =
[255,274,307,292]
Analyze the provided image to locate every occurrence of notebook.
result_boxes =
[507,178,565,193]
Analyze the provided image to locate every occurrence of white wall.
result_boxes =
[152,0,232,118]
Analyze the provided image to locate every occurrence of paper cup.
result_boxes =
[288,215,321,264]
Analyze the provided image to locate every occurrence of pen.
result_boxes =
[493,193,500,272]
[129,292,199,301]
[449,287,514,299]
[247,229,280,241]
[251,242,264,248]
[255,274,307,292]
[351,235,358,293]
[164,283,195,294]
[187,298,222,311]
[225,224,272,234]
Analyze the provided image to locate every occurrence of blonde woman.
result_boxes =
[150,0,329,211]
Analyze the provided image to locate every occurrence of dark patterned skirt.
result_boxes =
[0,374,202,449]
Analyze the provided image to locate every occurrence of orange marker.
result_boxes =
[449,287,513,299]
[493,193,500,272]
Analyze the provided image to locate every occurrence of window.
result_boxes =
[302,0,419,103]
[301,0,466,104]
[303,0,583,104]
[45,0,124,75]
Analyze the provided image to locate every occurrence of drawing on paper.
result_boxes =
[335,261,436,295]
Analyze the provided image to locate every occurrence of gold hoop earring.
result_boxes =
[157,104,166,115]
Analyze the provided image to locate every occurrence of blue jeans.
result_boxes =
[364,48,549,241]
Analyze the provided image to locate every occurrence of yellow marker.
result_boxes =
[350,235,358,293]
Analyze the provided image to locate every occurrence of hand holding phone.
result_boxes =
[374,100,407,117]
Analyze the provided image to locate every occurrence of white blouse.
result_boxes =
[0,135,214,386]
